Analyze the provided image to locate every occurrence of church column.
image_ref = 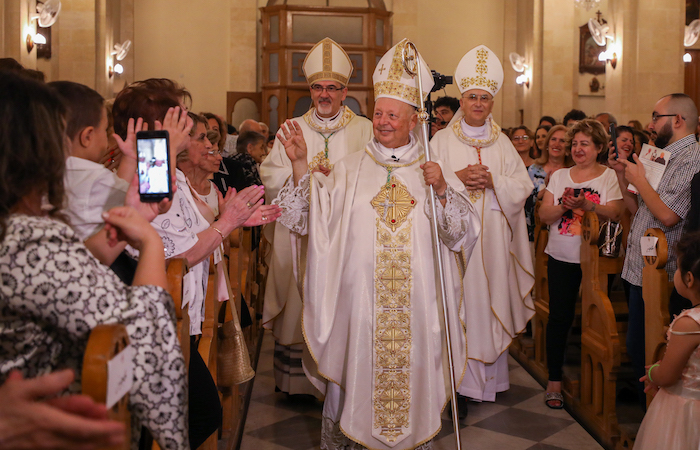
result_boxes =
[605,0,685,124]
[540,0,577,122]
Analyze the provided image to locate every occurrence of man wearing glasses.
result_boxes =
[431,45,535,413]
[260,37,373,398]
[609,93,700,409]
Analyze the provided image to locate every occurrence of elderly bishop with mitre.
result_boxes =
[431,45,535,405]
[260,37,373,396]
[273,38,480,450]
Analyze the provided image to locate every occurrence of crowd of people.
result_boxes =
[3,32,700,450]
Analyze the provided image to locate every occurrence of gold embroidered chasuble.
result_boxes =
[259,106,372,345]
[430,114,535,397]
[298,136,479,449]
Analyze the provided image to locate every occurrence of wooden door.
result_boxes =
[684,49,700,110]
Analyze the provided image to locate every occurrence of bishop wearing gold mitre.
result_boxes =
[431,45,535,404]
[260,37,373,396]
[272,38,480,450]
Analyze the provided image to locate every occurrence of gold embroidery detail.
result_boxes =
[308,151,333,172]
[322,40,332,72]
[451,117,501,148]
[459,48,500,94]
[371,177,417,232]
[373,219,412,443]
[374,81,420,106]
[374,39,424,105]
[467,189,483,203]
[303,106,356,134]
[306,71,349,85]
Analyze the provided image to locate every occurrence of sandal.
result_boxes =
[544,392,564,409]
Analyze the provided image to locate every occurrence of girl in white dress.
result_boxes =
[635,231,700,449]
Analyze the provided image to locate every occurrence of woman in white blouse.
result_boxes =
[538,119,624,409]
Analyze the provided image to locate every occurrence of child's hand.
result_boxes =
[113,117,144,161]
[640,362,660,395]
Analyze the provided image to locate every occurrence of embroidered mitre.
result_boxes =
[303,37,353,86]
[455,45,504,96]
[372,38,434,108]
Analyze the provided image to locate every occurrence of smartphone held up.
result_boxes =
[136,130,173,202]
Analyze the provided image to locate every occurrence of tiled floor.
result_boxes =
[240,331,604,450]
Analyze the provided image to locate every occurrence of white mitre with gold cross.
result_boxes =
[373,38,434,107]
[302,37,353,86]
[455,45,504,96]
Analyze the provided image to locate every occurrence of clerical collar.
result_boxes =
[313,107,343,127]
[451,113,501,148]
[303,106,355,134]
[373,133,416,163]
[460,120,489,140]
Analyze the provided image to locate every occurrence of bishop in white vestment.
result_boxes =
[274,39,480,450]
[260,37,373,395]
[432,45,535,402]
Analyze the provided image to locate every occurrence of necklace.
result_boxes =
[364,148,423,186]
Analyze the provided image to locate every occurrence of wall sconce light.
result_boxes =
[26,32,46,53]
[598,49,618,69]
[109,63,124,78]
[516,74,530,88]
[684,52,693,63]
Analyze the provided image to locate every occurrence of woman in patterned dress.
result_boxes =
[0,68,189,449]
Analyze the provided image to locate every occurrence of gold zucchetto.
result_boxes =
[455,45,504,96]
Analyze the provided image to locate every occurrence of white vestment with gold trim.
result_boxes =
[275,135,479,449]
[431,115,535,401]
[260,106,373,394]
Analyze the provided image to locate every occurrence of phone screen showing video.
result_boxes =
[137,131,171,201]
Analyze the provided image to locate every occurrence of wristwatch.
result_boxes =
[436,190,447,200]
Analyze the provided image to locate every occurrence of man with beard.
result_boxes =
[260,37,373,397]
[610,93,700,408]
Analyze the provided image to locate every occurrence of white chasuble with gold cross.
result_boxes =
[278,135,479,449]
[431,115,535,400]
[259,106,372,355]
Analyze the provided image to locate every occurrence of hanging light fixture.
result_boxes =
[574,0,601,12]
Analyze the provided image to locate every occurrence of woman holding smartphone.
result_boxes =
[538,119,624,409]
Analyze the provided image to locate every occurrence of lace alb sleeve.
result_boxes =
[273,172,310,235]
[424,184,473,249]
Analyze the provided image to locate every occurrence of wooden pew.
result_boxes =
[578,212,627,450]
[642,228,671,406]
[530,202,552,384]
[166,258,191,366]
[152,259,190,450]
[197,255,223,450]
[81,324,131,450]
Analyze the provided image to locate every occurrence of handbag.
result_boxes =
[217,307,255,386]
[598,219,623,258]
[217,261,255,387]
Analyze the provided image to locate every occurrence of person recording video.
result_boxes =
[431,96,460,137]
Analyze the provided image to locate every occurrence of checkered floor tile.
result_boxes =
[240,331,603,450]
